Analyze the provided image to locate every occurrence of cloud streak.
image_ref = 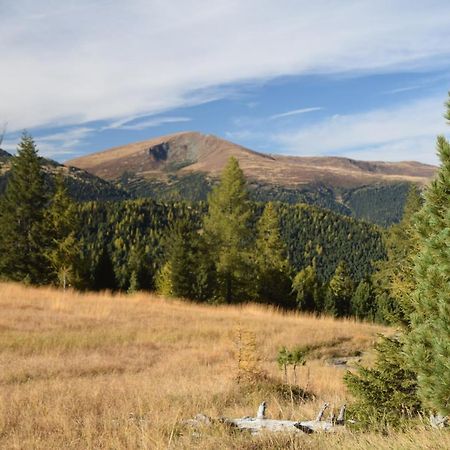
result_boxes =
[110,116,192,131]
[2,0,450,133]
[270,107,323,120]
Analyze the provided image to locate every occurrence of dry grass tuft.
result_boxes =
[0,282,447,449]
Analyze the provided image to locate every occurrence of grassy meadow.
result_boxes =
[0,282,447,449]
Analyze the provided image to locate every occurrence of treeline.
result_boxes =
[0,132,389,320]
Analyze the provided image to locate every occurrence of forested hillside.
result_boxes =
[116,171,411,226]
[0,150,129,201]
[77,197,384,292]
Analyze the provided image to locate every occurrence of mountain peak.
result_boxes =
[66,131,436,187]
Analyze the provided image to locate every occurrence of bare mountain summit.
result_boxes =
[66,131,436,188]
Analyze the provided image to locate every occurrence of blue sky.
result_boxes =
[1,1,450,164]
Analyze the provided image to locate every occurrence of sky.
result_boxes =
[1,1,450,164]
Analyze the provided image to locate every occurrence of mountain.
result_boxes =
[67,131,435,186]
[0,150,129,202]
[66,131,437,225]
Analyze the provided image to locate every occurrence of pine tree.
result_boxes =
[345,336,421,428]
[292,263,321,312]
[405,133,450,415]
[344,99,450,427]
[325,261,354,317]
[44,175,81,289]
[255,202,293,307]
[344,187,423,427]
[0,132,50,283]
[203,157,254,303]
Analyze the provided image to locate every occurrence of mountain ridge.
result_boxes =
[66,131,436,188]
[0,150,129,202]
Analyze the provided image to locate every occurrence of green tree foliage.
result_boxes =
[76,197,384,306]
[344,186,423,428]
[155,261,173,297]
[0,133,50,283]
[277,346,308,384]
[203,157,254,302]
[344,96,450,427]
[44,176,81,289]
[371,185,422,325]
[255,202,293,307]
[345,336,421,428]
[351,280,376,320]
[279,204,385,283]
[77,199,203,291]
[91,246,117,291]
[405,133,450,415]
[292,263,321,312]
[325,261,354,317]
[159,220,212,300]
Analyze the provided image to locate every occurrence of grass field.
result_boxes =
[0,282,447,449]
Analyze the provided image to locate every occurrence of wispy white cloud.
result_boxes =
[111,116,191,131]
[3,127,94,158]
[270,107,323,120]
[384,85,422,95]
[271,95,447,164]
[1,0,450,133]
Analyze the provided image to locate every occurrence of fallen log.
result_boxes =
[186,401,346,435]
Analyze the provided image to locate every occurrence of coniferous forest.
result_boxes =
[0,133,387,319]
[0,95,449,437]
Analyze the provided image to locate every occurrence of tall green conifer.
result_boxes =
[406,132,450,415]
[0,133,49,283]
[203,157,253,303]
[255,202,293,307]
[292,264,321,312]
[44,175,81,289]
[325,261,354,316]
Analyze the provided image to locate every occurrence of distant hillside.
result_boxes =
[67,131,436,225]
[0,151,129,202]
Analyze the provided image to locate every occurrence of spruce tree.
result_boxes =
[0,132,50,283]
[203,157,253,303]
[255,202,293,307]
[44,175,81,289]
[163,220,200,299]
[405,133,450,415]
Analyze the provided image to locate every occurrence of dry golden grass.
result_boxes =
[0,282,447,449]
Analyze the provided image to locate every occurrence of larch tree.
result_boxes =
[203,157,254,303]
[292,263,321,312]
[0,132,50,283]
[44,175,81,289]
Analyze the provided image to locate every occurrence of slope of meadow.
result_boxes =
[0,283,447,449]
